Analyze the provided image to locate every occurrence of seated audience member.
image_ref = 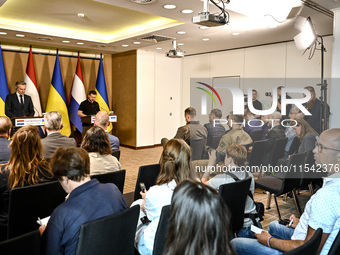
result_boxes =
[284,107,299,156]
[132,139,195,255]
[276,86,292,119]
[261,115,270,140]
[162,107,207,146]
[0,116,12,163]
[243,109,263,136]
[204,108,226,146]
[41,111,77,160]
[81,126,121,175]
[231,128,340,255]
[216,113,252,153]
[164,180,234,255]
[262,111,286,166]
[293,118,318,153]
[94,111,119,151]
[0,125,54,226]
[40,147,127,255]
[202,144,261,238]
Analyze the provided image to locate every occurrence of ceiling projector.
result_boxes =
[192,12,227,27]
[166,40,184,58]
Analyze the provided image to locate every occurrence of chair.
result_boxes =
[75,205,140,255]
[112,150,121,161]
[91,169,126,193]
[190,138,207,160]
[328,229,340,255]
[270,137,288,166]
[153,205,171,255]
[0,230,41,255]
[7,181,66,239]
[283,228,323,255]
[247,140,268,176]
[211,135,223,150]
[288,136,301,156]
[218,177,252,234]
[255,152,306,219]
[251,130,264,142]
[134,164,161,201]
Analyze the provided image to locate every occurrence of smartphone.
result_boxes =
[140,182,146,193]
[278,219,290,225]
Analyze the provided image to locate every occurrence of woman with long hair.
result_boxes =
[165,180,234,255]
[81,126,121,175]
[0,125,54,225]
[293,118,318,153]
[132,138,195,255]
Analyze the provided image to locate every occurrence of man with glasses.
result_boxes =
[231,128,340,255]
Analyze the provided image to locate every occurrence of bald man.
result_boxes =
[232,128,340,255]
[94,111,119,151]
[0,116,12,163]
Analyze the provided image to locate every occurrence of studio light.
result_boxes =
[294,16,316,51]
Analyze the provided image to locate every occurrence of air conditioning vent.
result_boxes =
[139,34,174,43]
[131,0,156,4]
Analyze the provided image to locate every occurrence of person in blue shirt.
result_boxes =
[40,147,126,255]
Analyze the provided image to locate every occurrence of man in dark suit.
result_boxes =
[0,116,12,163]
[41,111,77,160]
[5,81,35,118]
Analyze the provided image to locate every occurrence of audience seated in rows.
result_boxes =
[202,144,262,238]
[260,115,270,140]
[40,147,127,255]
[131,138,196,255]
[293,118,318,154]
[204,108,226,145]
[231,128,340,255]
[0,116,12,164]
[164,180,234,255]
[41,111,77,160]
[0,125,54,226]
[81,126,121,175]
[243,109,263,136]
[94,111,120,151]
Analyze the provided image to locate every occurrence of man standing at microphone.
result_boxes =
[5,81,35,118]
[78,90,100,137]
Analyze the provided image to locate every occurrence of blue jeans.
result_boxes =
[237,222,263,239]
[231,221,295,255]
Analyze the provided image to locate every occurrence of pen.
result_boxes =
[289,219,293,227]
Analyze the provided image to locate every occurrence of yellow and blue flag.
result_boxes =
[45,50,71,136]
[95,54,112,132]
[0,44,10,117]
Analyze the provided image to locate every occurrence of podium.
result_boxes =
[11,116,45,128]
[81,114,117,125]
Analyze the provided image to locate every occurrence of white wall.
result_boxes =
[136,50,182,147]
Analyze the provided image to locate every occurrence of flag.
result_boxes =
[0,44,9,117]
[68,52,86,132]
[25,46,42,116]
[46,50,71,136]
[95,54,112,132]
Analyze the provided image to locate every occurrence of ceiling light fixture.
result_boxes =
[177,43,184,46]
[62,40,70,43]
[133,41,141,44]
[232,32,240,35]
[78,13,85,18]
[199,26,209,30]
[131,0,156,4]
[0,32,7,35]
[163,4,176,9]
[202,38,210,41]
[156,47,162,50]
[122,45,129,47]
[176,31,186,34]
[16,34,25,37]
[181,9,193,14]
[77,42,85,45]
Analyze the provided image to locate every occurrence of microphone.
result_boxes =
[34,106,42,117]
[99,105,113,114]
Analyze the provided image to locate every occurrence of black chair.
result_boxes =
[153,205,171,255]
[270,137,288,166]
[134,164,161,201]
[211,135,223,150]
[75,205,140,255]
[91,169,126,194]
[283,228,323,255]
[256,152,306,219]
[7,181,66,239]
[218,177,252,234]
[0,230,41,255]
[247,140,268,176]
[328,229,340,255]
[112,150,121,161]
[190,138,207,160]
[251,130,264,142]
[288,136,301,156]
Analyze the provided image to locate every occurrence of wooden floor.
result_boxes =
[119,145,311,230]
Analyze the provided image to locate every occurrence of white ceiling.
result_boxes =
[0,0,338,56]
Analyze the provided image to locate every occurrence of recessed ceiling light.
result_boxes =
[202,38,210,41]
[177,31,186,35]
[78,13,85,18]
[122,45,129,47]
[0,32,7,35]
[199,26,209,30]
[62,40,70,43]
[178,43,184,46]
[181,9,193,14]
[163,4,176,9]
[16,34,25,37]
[133,42,141,44]
[156,47,162,50]
[232,32,240,36]
[37,37,52,41]
[268,24,278,28]
[77,42,84,45]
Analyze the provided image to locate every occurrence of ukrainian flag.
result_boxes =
[95,54,112,132]
[45,51,71,136]
[0,45,10,117]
